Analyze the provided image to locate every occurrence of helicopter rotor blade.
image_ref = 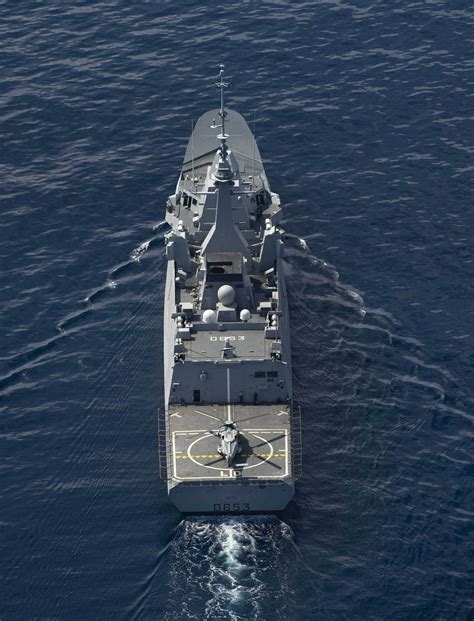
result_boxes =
[234,408,288,425]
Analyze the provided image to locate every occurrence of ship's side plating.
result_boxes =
[159,76,300,513]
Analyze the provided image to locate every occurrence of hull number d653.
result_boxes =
[213,503,250,512]
[210,336,245,341]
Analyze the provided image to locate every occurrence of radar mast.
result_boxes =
[210,64,232,181]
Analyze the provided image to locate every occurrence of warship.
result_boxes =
[158,66,301,513]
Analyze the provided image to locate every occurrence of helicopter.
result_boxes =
[216,420,242,466]
[203,406,285,467]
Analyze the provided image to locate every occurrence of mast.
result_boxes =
[201,64,249,258]
[191,118,195,188]
[216,63,229,160]
[210,64,233,182]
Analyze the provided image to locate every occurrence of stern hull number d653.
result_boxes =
[213,503,250,512]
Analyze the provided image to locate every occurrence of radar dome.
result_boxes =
[202,309,217,323]
[217,285,235,306]
[240,309,251,322]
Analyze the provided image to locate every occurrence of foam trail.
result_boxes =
[164,517,295,621]
[284,234,367,319]
[130,239,151,262]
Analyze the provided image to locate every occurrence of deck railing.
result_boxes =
[157,407,170,480]
[290,404,303,479]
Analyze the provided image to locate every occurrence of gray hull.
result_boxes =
[169,480,295,514]
[160,101,300,514]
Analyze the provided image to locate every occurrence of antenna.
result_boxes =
[191,118,195,188]
[217,64,228,138]
[213,63,231,160]
[252,111,256,190]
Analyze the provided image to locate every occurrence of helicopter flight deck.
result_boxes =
[169,403,290,482]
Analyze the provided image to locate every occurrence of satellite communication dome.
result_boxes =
[202,309,217,323]
[217,285,235,306]
[240,309,251,322]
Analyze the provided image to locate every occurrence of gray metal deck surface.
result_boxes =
[168,403,291,482]
[184,329,272,360]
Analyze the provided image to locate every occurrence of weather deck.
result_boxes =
[182,329,273,361]
[168,403,291,482]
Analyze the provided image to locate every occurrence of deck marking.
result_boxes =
[171,412,182,418]
[175,453,285,459]
[173,429,208,434]
[226,368,230,405]
[243,429,286,433]
[172,432,178,478]
[250,434,274,467]
[195,409,221,422]
[184,433,278,471]
[170,429,289,480]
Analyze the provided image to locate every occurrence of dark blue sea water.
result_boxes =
[1,1,473,619]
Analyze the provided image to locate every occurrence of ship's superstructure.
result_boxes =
[159,67,301,513]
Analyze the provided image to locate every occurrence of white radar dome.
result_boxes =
[217,285,236,306]
[202,309,217,323]
[240,309,251,322]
